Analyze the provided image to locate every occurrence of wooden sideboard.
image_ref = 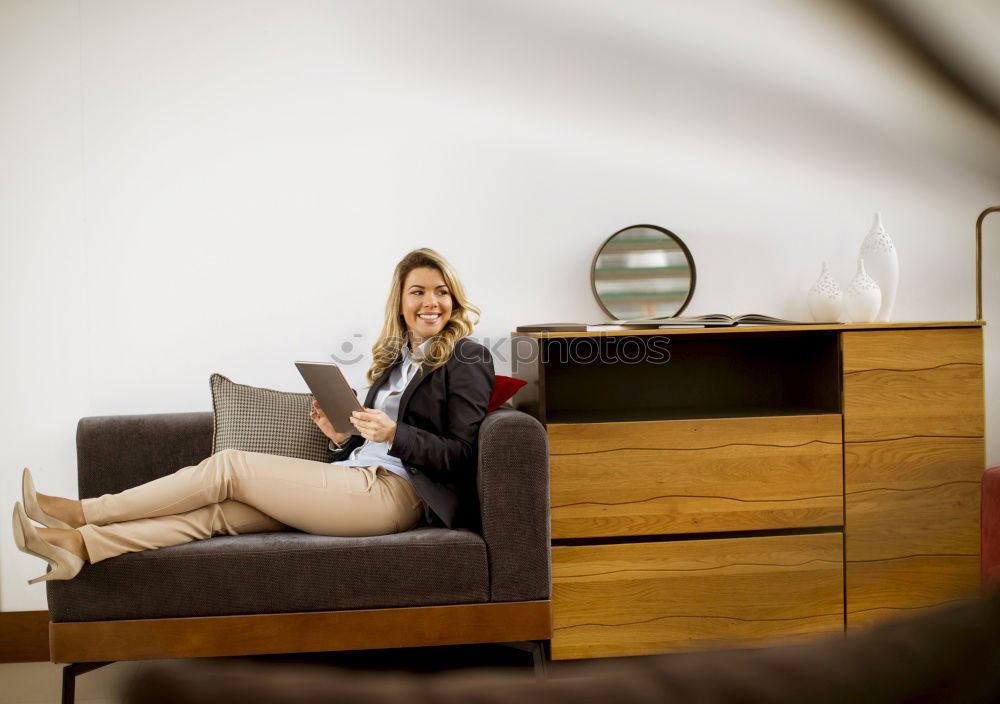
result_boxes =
[511,322,984,660]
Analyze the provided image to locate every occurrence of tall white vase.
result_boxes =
[845,257,882,323]
[859,212,899,321]
[807,261,842,322]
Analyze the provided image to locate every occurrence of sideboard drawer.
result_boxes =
[549,415,843,539]
[842,328,983,442]
[551,532,844,659]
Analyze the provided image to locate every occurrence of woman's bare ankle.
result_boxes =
[38,528,89,562]
[38,493,86,528]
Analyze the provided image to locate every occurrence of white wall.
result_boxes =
[2,0,999,611]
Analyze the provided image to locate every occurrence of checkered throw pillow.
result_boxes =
[210,373,331,463]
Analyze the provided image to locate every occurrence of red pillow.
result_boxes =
[487,375,527,412]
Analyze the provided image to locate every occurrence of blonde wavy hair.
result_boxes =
[367,248,481,385]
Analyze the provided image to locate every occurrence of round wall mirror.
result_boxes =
[591,224,696,320]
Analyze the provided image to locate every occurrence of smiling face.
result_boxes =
[400,266,453,346]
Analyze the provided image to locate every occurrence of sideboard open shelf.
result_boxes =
[512,321,984,660]
[518,331,841,424]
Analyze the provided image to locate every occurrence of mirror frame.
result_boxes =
[590,224,697,320]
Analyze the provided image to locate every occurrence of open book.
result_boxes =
[618,314,835,327]
[516,315,838,332]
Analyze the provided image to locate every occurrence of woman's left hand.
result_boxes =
[351,408,397,444]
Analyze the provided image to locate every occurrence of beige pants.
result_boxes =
[78,449,425,564]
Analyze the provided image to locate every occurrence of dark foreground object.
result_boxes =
[126,589,1000,704]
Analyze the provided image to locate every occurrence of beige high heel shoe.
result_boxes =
[11,502,84,584]
[21,467,72,529]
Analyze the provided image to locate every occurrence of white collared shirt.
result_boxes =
[329,340,428,486]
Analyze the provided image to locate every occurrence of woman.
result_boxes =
[12,248,495,584]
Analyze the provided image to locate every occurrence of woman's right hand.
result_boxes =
[310,400,351,445]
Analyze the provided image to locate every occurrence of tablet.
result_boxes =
[295,361,365,436]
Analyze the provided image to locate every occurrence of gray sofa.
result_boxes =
[45,408,552,702]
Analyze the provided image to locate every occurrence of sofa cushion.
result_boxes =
[487,376,527,412]
[46,527,489,622]
[211,373,329,463]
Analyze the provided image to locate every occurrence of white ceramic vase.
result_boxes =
[807,261,843,322]
[859,212,898,321]
[845,257,882,323]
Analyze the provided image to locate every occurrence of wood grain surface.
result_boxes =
[842,328,984,629]
[845,436,984,491]
[0,611,49,663]
[842,328,983,442]
[845,555,981,628]
[551,533,844,659]
[49,601,552,663]
[841,327,984,372]
[843,366,984,442]
[549,415,843,539]
[845,481,980,561]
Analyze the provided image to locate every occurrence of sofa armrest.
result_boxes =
[77,412,214,499]
[476,408,550,602]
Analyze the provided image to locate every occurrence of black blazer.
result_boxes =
[329,337,495,529]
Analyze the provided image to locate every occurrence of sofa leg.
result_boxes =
[61,661,113,704]
[530,640,549,682]
[498,640,549,681]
